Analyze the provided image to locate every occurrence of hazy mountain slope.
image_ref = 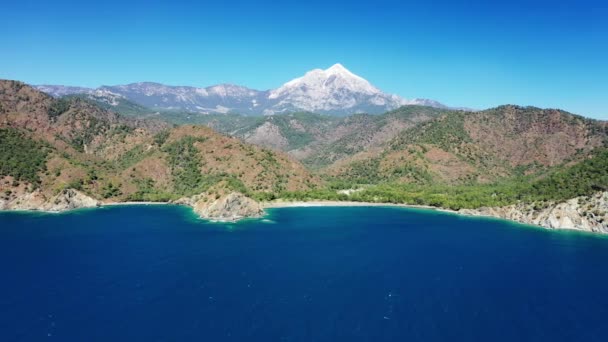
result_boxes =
[64,93,153,118]
[301,106,450,168]
[101,82,267,114]
[205,106,450,168]
[0,80,318,205]
[63,101,447,169]
[35,85,92,97]
[232,112,335,151]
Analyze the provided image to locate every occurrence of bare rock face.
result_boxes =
[243,122,289,151]
[42,189,100,211]
[176,192,263,221]
[0,188,100,212]
[460,192,608,233]
[194,192,263,221]
[0,189,47,210]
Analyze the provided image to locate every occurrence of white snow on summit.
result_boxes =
[269,63,380,99]
[266,63,407,114]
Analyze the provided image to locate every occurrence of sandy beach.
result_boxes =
[102,199,451,212]
[261,200,448,211]
[102,201,173,206]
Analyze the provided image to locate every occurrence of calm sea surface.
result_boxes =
[1,205,607,341]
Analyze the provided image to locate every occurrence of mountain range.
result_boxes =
[35,64,451,116]
[2,78,608,231]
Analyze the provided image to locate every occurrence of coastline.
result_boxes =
[2,198,605,235]
[1,199,456,218]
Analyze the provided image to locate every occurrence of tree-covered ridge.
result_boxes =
[463,105,608,167]
[528,149,608,200]
[391,111,471,150]
[330,105,608,186]
[299,106,450,168]
[162,136,209,196]
[232,112,334,151]
[280,148,608,210]
[0,128,50,185]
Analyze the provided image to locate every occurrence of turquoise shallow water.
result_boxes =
[1,205,607,341]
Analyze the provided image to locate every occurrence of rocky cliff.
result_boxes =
[175,191,263,221]
[460,192,608,233]
[0,188,100,212]
[1,186,263,221]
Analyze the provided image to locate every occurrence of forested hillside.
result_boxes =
[0,80,318,204]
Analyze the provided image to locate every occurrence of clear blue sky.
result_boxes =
[1,0,606,118]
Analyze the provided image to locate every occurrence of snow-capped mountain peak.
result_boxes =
[324,63,373,86]
[326,62,347,72]
[270,64,380,100]
[266,64,401,114]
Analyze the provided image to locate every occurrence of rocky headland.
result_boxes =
[0,188,100,212]
[459,192,608,234]
[174,191,264,222]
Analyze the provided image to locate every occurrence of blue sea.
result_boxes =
[1,205,607,341]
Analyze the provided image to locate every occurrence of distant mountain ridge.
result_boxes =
[35,64,453,116]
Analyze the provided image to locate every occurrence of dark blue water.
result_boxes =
[1,205,607,341]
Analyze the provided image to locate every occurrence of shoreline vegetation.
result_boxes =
[103,200,438,208]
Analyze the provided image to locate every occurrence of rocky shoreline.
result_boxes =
[2,188,607,233]
[1,189,264,222]
[459,192,608,234]
[0,188,101,212]
[263,197,607,234]
[173,192,263,222]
